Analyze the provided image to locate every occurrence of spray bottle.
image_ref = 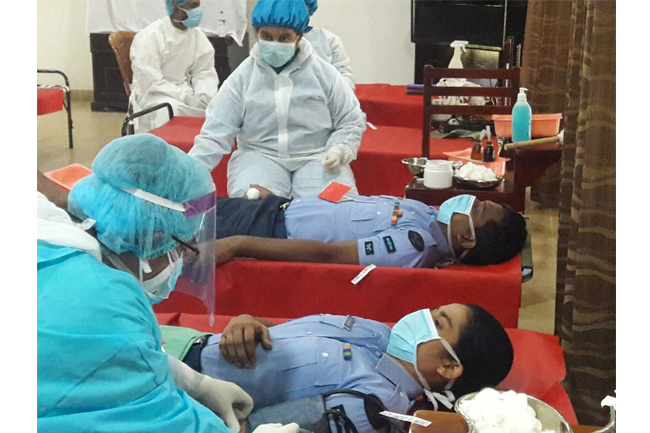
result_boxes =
[512,87,532,142]
[448,40,468,68]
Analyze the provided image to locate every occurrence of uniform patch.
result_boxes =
[383,236,396,253]
[364,241,375,255]
[408,230,425,252]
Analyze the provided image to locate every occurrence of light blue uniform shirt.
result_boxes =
[201,314,424,433]
[284,195,456,268]
[37,241,227,433]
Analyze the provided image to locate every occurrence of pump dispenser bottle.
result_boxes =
[512,87,532,142]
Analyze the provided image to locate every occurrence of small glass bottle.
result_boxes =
[483,139,495,162]
[471,140,483,160]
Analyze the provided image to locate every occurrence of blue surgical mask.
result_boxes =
[140,251,184,305]
[178,6,203,28]
[387,309,461,410]
[258,40,297,68]
[437,195,476,260]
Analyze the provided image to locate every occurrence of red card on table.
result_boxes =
[318,181,352,203]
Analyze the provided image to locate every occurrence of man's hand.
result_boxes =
[219,314,273,368]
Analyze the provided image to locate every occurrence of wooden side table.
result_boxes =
[404,171,524,212]
[404,147,563,213]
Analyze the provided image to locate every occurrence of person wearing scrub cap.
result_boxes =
[159,304,513,433]
[189,0,366,199]
[128,0,220,133]
[301,0,355,91]
[37,134,299,433]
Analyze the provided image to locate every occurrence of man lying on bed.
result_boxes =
[161,304,513,433]
[215,185,527,268]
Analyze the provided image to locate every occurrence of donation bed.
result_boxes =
[153,266,578,425]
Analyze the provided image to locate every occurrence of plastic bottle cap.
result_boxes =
[517,87,528,102]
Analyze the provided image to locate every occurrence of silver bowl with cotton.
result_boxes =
[455,390,572,433]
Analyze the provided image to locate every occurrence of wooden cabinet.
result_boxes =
[89,33,237,112]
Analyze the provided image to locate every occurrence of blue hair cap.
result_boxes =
[166,0,187,15]
[68,133,215,259]
[304,0,318,16]
[252,0,310,34]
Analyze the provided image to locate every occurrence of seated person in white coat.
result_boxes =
[302,0,355,91]
[189,0,366,199]
[129,0,220,133]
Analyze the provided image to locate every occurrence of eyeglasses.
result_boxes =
[172,236,200,256]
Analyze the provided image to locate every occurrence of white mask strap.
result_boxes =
[447,213,476,260]
[124,188,186,212]
[139,257,152,279]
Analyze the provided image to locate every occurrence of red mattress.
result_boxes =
[154,256,523,328]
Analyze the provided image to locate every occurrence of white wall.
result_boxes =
[310,0,415,85]
[36,0,416,90]
[37,0,95,89]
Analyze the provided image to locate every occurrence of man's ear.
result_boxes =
[437,360,463,380]
[456,233,476,250]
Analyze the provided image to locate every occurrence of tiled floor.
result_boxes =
[37,99,560,335]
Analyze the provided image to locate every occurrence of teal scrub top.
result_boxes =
[37,241,227,433]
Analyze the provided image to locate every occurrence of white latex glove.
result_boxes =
[185,92,205,109]
[252,423,300,433]
[168,356,253,431]
[321,147,345,173]
[199,93,213,106]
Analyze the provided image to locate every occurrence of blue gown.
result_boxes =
[37,240,228,433]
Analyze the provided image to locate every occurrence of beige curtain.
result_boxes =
[521,0,616,426]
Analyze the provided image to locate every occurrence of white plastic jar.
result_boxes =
[423,160,453,189]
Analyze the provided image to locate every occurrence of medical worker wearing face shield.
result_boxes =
[37,134,299,433]
[129,0,220,133]
[189,0,366,199]
[301,0,355,91]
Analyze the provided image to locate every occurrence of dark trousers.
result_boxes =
[216,195,291,239]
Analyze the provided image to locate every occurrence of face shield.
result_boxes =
[104,187,217,325]
[170,191,217,326]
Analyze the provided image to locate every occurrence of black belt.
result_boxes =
[183,335,210,373]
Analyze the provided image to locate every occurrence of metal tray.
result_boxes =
[453,175,503,190]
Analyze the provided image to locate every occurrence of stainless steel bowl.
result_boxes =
[402,157,428,175]
[455,390,572,433]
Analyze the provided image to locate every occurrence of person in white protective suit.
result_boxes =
[302,0,355,91]
[129,0,220,133]
[36,134,299,433]
[189,0,366,199]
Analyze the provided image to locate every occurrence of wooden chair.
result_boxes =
[421,65,521,157]
[37,69,73,148]
[108,31,136,100]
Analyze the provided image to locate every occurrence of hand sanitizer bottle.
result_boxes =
[512,87,532,142]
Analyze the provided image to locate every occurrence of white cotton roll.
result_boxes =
[245,187,261,200]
